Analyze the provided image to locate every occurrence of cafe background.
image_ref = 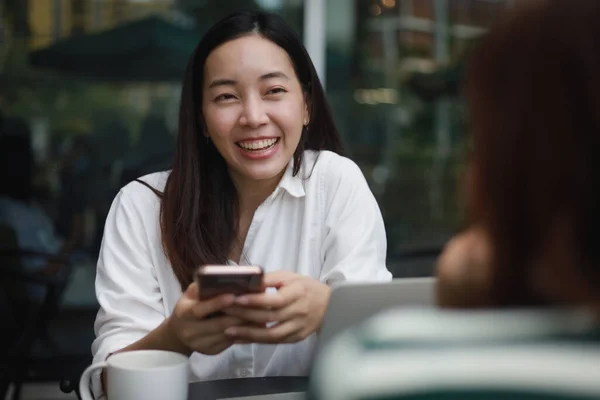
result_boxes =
[0,0,508,398]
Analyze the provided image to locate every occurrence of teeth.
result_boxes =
[238,138,277,150]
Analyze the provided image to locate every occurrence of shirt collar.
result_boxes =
[276,158,305,198]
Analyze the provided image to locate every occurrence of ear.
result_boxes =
[303,93,311,126]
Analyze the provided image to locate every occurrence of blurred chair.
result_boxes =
[59,376,83,399]
[0,224,89,400]
[309,308,600,400]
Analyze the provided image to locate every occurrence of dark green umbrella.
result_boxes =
[29,16,200,82]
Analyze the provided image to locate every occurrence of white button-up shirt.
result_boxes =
[92,150,391,389]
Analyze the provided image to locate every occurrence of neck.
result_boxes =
[230,170,285,215]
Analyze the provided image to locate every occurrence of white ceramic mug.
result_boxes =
[79,350,189,400]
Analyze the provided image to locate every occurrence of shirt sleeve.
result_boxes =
[90,189,166,397]
[319,157,392,284]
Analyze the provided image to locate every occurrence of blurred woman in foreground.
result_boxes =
[436,0,600,310]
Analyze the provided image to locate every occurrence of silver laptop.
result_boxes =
[217,278,435,400]
[317,277,436,350]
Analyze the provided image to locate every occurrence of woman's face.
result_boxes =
[202,35,309,188]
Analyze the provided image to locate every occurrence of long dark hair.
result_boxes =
[157,11,343,290]
[465,0,600,306]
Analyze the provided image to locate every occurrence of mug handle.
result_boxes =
[79,361,108,400]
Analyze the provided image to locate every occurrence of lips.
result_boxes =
[236,138,279,151]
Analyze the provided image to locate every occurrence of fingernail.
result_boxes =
[235,296,248,305]
[225,328,237,336]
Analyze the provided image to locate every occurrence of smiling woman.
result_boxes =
[90,10,391,398]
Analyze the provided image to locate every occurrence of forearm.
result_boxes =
[114,318,191,356]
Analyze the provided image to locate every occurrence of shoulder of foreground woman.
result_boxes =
[435,227,493,308]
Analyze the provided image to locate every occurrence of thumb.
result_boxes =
[263,271,297,288]
[183,282,199,300]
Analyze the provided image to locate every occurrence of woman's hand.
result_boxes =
[165,283,248,355]
[221,271,331,344]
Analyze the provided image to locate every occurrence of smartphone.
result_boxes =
[195,265,264,300]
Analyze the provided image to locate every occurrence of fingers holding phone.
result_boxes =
[164,265,267,355]
[165,283,243,356]
[196,265,265,319]
[221,271,332,344]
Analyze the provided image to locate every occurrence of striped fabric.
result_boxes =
[309,308,600,400]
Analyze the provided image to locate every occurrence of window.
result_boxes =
[324,0,508,274]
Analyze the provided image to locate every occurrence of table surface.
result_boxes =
[188,376,309,400]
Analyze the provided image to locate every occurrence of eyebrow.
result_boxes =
[208,71,290,89]
[259,71,290,81]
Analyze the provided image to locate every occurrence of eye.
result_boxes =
[215,93,237,102]
[266,87,287,96]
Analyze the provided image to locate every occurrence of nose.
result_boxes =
[239,95,269,128]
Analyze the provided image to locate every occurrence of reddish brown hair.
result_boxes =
[465,0,600,306]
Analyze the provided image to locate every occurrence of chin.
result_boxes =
[245,167,287,182]
[237,160,289,182]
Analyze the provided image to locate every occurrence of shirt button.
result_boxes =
[238,368,251,378]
